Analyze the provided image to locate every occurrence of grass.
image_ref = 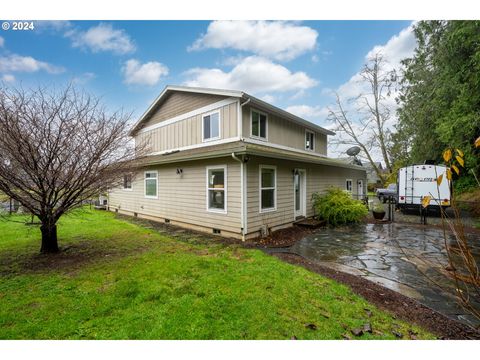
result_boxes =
[0,208,434,339]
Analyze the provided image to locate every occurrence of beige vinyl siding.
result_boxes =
[136,102,238,153]
[142,92,227,128]
[246,156,366,236]
[242,105,328,155]
[108,157,242,234]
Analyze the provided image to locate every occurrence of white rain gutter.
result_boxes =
[231,152,246,241]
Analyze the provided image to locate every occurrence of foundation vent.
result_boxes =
[213,228,221,234]
[165,219,170,223]
[260,225,268,238]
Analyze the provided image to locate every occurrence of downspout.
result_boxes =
[231,152,245,241]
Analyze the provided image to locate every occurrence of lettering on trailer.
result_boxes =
[409,177,436,182]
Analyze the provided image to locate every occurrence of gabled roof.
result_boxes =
[129,85,335,136]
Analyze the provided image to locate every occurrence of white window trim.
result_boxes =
[144,170,158,199]
[305,129,315,151]
[206,165,228,214]
[123,174,133,191]
[250,108,268,141]
[345,178,353,193]
[202,110,221,143]
[259,165,277,213]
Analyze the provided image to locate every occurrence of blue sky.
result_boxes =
[0,20,415,131]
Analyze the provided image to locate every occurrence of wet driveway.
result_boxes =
[271,223,480,328]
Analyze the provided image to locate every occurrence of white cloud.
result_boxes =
[285,104,329,120]
[1,74,15,83]
[183,56,317,94]
[72,72,96,84]
[261,94,276,103]
[122,59,169,86]
[366,24,417,69]
[0,36,4,47]
[326,24,417,160]
[189,21,318,61]
[70,23,135,55]
[0,54,65,74]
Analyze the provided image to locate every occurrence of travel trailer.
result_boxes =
[397,164,451,211]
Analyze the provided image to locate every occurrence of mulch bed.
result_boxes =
[250,226,320,248]
[272,252,480,340]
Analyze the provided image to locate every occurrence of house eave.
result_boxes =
[132,140,365,171]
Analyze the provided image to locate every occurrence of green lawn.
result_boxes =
[0,209,434,339]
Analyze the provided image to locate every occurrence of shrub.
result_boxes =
[454,175,478,194]
[312,187,368,226]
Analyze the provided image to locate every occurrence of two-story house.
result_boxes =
[108,85,366,240]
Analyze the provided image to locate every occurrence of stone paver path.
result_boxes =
[272,223,480,328]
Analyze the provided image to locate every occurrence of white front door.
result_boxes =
[294,169,306,218]
[357,180,364,198]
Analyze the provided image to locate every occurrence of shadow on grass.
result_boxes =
[0,238,155,276]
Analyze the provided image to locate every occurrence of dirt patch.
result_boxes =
[0,240,152,276]
[272,252,480,340]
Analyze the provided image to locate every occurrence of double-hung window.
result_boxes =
[251,110,267,139]
[260,165,276,212]
[145,171,158,198]
[123,174,132,190]
[203,111,220,142]
[305,130,315,151]
[206,166,227,213]
[345,179,353,193]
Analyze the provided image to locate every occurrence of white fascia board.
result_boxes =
[136,97,239,135]
[129,85,243,135]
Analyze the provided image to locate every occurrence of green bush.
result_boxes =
[312,187,368,226]
[454,175,478,194]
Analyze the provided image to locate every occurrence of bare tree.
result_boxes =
[0,85,138,253]
[328,53,396,185]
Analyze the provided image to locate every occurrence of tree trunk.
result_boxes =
[40,223,59,253]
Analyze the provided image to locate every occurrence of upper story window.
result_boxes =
[305,130,315,151]
[145,171,158,198]
[206,166,227,213]
[202,111,220,142]
[251,109,267,139]
[123,174,132,190]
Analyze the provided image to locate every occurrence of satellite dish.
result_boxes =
[346,146,361,157]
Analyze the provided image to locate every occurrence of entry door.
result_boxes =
[294,169,306,218]
[357,180,364,198]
